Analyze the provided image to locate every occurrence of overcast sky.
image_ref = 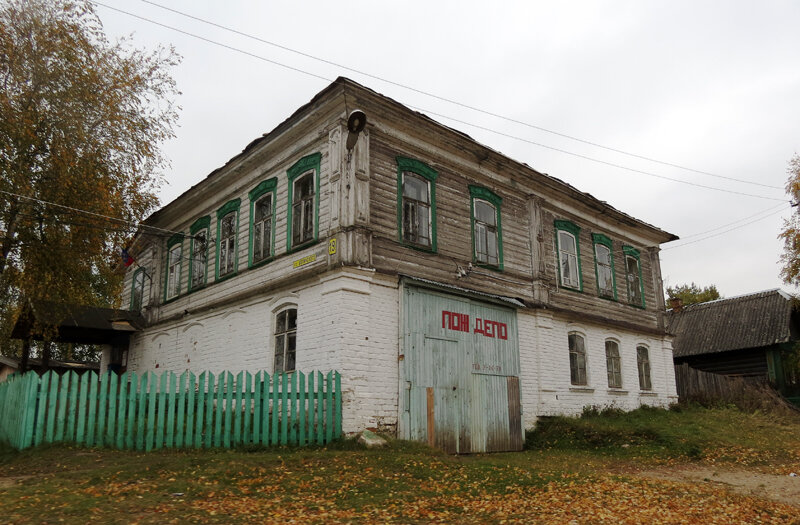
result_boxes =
[95,0,800,299]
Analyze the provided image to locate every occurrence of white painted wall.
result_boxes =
[127,269,676,435]
[518,309,677,424]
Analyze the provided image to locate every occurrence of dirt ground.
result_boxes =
[639,465,800,507]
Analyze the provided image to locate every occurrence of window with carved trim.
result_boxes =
[165,234,183,301]
[396,156,438,251]
[592,233,616,299]
[624,246,645,307]
[555,220,582,290]
[286,153,321,251]
[470,186,503,269]
[131,268,145,310]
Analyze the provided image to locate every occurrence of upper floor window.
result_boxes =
[216,198,241,280]
[555,220,582,291]
[396,156,438,251]
[130,268,145,311]
[469,186,503,269]
[592,233,616,300]
[605,339,622,388]
[164,233,183,301]
[286,153,321,251]
[623,246,645,307]
[568,332,587,386]
[189,216,210,291]
[248,178,277,266]
[637,345,652,390]
[274,308,297,373]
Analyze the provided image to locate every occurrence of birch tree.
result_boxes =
[0,0,180,357]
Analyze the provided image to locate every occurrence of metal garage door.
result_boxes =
[402,286,522,453]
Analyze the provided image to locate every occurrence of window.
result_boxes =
[189,216,210,291]
[164,233,183,301]
[592,233,616,299]
[623,246,645,307]
[216,198,241,280]
[248,178,277,266]
[470,186,503,269]
[555,220,582,290]
[605,340,622,388]
[130,268,145,310]
[568,332,587,385]
[396,156,438,251]
[637,345,652,390]
[286,153,321,251]
[274,308,297,373]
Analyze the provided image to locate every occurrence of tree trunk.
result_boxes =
[41,340,51,371]
[19,338,31,374]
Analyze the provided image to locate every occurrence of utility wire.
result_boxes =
[0,189,181,237]
[135,0,782,191]
[676,203,787,241]
[662,206,789,251]
[92,1,789,203]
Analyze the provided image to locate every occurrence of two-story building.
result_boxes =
[120,77,678,452]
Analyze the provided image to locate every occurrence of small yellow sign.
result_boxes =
[292,253,316,269]
[328,238,337,255]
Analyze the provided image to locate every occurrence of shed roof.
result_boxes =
[666,289,796,358]
[11,304,145,345]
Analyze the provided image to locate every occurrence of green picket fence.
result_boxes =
[0,369,342,451]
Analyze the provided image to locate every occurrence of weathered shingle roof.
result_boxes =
[666,289,796,358]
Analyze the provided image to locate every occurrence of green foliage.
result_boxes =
[779,154,800,287]
[666,282,721,308]
[0,0,180,352]
[525,404,798,462]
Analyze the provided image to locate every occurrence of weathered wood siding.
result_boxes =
[369,129,534,301]
[540,207,661,328]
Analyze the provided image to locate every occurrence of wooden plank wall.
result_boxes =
[369,131,534,301]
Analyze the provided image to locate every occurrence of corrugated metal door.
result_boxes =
[403,286,522,453]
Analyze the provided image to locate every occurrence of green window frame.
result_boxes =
[555,219,582,291]
[286,153,321,252]
[568,332,587,386]
[164,233,184,302]
[216,198,241,281]
[623,245,645,308]
[396,156,438,252]
[248,178,278,267]
[592,233,617,300]
[189,216,210,291]
[469,186,503,270]
[605,339,622,388]
[130,267,145,311]
[637,345,652,390]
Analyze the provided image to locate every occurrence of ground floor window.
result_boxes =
[274,308,297,373]
[637,345,652,390]
[569,332,587,385]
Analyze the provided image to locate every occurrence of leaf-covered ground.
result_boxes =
[1,406,798,524]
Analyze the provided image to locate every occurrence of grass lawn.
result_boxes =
[0,405,798,524]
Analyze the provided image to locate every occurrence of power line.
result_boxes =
[92,1,789,203]
[135,0,782,191]
[0,190,180,237]
[662,205,789,251]
[677,203,787,241]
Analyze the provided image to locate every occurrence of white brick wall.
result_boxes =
[128,272,676,436]
[127,268,400,434]
[518,309,677,419]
